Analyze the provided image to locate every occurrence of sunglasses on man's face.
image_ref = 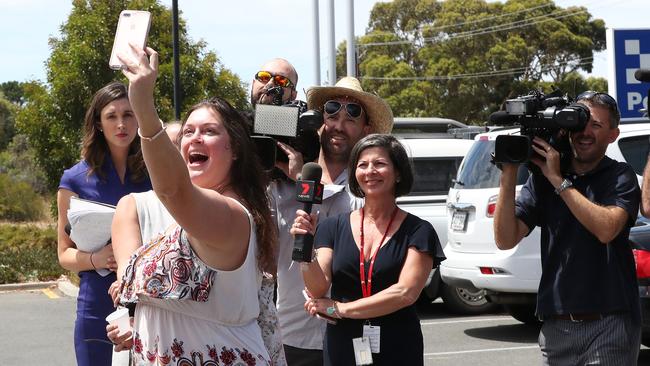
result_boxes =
[576,90,618,109]
[324,100,364,119]
[254,71,294,88]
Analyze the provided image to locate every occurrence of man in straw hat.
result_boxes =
[271,76,393,365]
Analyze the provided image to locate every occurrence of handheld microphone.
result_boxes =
[489,110,518,125]
[635,69,650,83]
[291,162,324,262]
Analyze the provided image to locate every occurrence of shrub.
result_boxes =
[0,172,45,221]
[0,223,64,284]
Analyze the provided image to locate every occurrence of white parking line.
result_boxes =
[421,317,515,326]
[424,345,538,357]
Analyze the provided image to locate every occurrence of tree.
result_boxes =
[16,0,248,191]
[0,95,16,150]
[0,81,27,106]
[342,0,606,122]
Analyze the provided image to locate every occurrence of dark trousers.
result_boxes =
[539,313,640,365]
[284,344,323,366]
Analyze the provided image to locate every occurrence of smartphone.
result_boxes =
[109,10,152,70]
[302,290,337,325]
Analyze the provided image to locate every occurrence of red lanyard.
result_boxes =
[359,206,399,298]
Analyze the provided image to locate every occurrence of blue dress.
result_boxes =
[59,156,151,366]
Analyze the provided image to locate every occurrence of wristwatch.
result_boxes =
[554,178,573,195]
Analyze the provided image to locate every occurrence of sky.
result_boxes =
[0,0,648,101]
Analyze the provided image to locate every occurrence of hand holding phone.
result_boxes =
[109,10,152,70]
[302,290,338,325]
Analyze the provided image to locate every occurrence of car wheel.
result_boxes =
[440,284,500,315]
[504,304,541,326]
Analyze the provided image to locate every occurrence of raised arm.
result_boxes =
[493,164,529,250]
[119,47,249,270]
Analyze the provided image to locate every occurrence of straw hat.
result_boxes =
[306,77,394,134]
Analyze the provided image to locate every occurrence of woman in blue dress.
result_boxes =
[57,81,152,366]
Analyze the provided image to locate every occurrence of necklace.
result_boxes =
[359,206,399,298]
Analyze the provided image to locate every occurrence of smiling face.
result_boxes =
[180,106,235,190]
[354,146,398,198]
[98,98,138,152]
[570,102,619,173]
[320,96,370,163]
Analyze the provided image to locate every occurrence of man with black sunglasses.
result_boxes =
[250,58,298,106]
[494,91,641,365]
[271,77,393,365]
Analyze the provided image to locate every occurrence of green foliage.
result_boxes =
[0,173,45,221]
[0,81,26,106]
[16,0,247,191]
[0,95,16,150]
[0,134,49,194]
[346,0,606,123]
[0,223,61,284]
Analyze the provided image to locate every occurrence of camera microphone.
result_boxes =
[291,162,324,262]
[635,69,650,83]
[489,110,518,125]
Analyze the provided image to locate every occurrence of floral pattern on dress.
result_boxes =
[132,331,269,366]
[120,226,216,305]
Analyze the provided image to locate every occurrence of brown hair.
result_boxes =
[182,97,278,274]
[80,81,147,182]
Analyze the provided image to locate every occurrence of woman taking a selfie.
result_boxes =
[57,81,151,366]
[107,46,276,365]
[292,134,444,366]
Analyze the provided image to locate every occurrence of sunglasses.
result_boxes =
[576,90,618,109]
[324,100,364,119]
[254,71,294,88]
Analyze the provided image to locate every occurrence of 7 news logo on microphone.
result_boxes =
[296,178,323,204]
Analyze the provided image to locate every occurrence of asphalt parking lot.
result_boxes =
[1,288,649,365]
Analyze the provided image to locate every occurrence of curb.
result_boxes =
[0,276,79,298]
[0,281,58,292]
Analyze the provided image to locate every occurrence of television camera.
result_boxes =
[490,90,590,165]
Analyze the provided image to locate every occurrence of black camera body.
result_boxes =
[492,90,590,164]
[250,88,323,171]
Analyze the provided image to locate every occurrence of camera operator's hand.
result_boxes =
[276,141,304,181]
[530,137,563,188]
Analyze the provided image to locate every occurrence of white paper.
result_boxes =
[67,197,115,277]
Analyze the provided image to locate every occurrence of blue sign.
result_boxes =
[607,28,650,121]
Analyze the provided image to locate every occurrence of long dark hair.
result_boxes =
[182,97,277,274]
[80,81,147,182]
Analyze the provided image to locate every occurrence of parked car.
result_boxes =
[440,123,650,323]
[397,135,499,314]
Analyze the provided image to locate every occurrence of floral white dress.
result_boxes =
[120,205,270,366]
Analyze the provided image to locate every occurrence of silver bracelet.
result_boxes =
[138,126,167,142]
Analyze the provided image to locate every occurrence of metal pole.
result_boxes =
[172,0,181,120]
[327,0,336,85]
[312,0,321,86]
[346,0,356,77]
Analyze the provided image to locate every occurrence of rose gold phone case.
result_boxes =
[109,10,152,70]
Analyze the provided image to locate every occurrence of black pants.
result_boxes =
[283,344,323,366]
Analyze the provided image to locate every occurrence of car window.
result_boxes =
[618,134,650,176]
[410,157,464,196]
[454,140,529,189]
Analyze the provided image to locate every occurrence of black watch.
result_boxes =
[554,179,573,195]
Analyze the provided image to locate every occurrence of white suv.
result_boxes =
[396,136,499,314]
[440,123,650,323]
